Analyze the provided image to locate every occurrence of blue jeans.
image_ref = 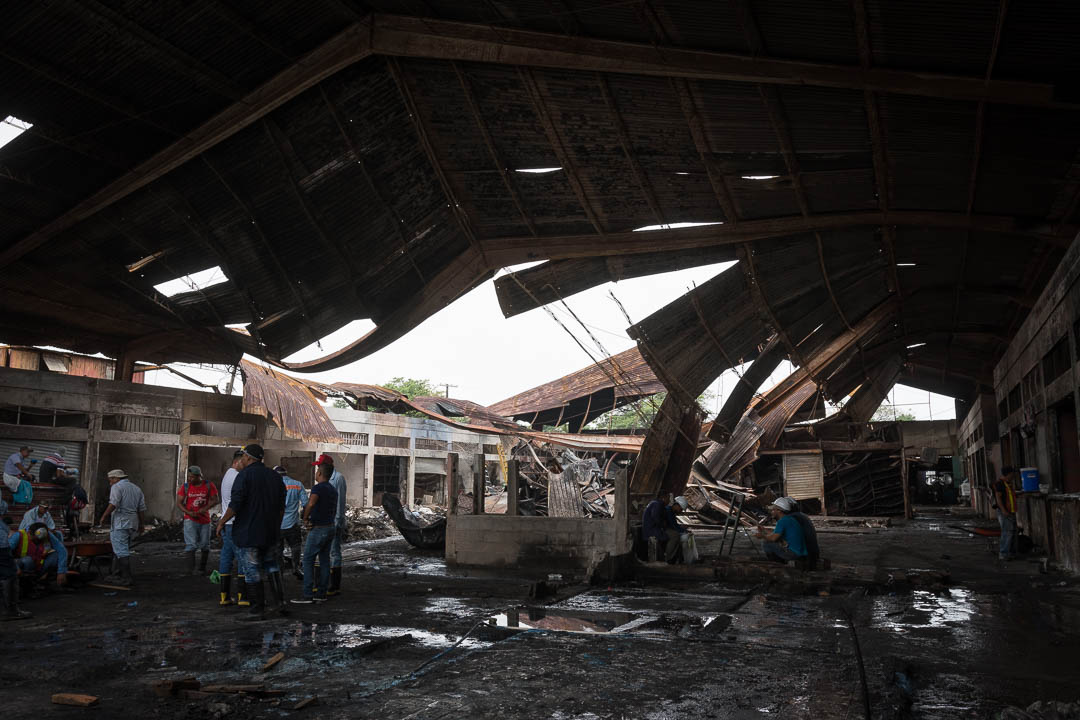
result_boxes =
[183,519,211,551]
[239,545,279,584]
[218,524,237,574]
[998,511,1017,558]
[17,552,58,578]
[330,523,344,568]
[303,526,334,599]
[111,528,137,558]
[762,542,801,563]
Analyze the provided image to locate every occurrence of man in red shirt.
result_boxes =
[175,466,220,575]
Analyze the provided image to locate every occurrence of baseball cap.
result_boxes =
[311,453,333,466]
[187,465,203,476]
[272,465,287,475]
[241,444,264,460]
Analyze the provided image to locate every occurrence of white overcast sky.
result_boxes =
[141,261,956,420]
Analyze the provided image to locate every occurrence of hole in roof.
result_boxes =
[514,167,562,174]
[897,263,917,267]
[0,116,33,151]
[907,342,926,349]
[674,171,691,175]
[153,266,228,297]
[741,175,779,180]
[633,221,723,232]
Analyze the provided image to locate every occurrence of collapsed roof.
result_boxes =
[1,2,1077,407]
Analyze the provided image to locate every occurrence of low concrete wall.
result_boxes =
[1049,495,1080,573]
[1018,493,1053,555]
[446,515,616,571]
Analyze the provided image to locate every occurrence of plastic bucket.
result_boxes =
[1020,467,1040,492]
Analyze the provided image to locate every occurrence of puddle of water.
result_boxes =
[874,588,975,633]
[487,606,731,637]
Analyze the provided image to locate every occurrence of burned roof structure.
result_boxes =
[1,1,1078,420]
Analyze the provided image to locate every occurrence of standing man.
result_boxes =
[312,455,347,596]
[3,446,33,492]
[275,465,307,580]
[98,469,146,587]
[292,463,338,604]
[217,449,245,607]
[994,466,1019,560]
[216,445,287,620]
[175,466,220,576]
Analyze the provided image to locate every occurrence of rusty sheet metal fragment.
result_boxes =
[240,360,342,443]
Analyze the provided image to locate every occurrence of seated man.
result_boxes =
[784,497,821,569]
[667,496,699,564]
[9,523,68,590]
[755,497,809,564]
[19,500,61,538]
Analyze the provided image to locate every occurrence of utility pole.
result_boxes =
[440,382,458,398]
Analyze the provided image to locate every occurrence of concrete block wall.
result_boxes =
[97,442,179,521]
[446,515,616,571]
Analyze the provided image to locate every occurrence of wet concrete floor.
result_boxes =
[3,510,1079,718]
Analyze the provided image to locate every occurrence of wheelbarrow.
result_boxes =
[65,540,114,576]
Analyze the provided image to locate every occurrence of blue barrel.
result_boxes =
[1020,467,1040,492]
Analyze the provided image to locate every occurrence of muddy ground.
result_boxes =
[4,508,1079,719]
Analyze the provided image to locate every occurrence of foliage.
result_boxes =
[332,398,350,409]
[871,405,916,422]
[383,376,440,399]
[585,390,715,431]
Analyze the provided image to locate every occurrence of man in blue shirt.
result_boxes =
[275,465,308,580]
[311,454,347,596]
[291,463,338,604]
[755,497,808,563]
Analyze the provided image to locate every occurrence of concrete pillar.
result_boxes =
[446,452,458,514]
[364,451,375,508]
[406,438,416,507]
[506,460,519,516]
[615,470,630,554]
[473,453,485,514]
[84,396,102,525]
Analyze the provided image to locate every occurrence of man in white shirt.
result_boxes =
[216,450,246,607]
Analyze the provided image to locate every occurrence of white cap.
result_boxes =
[674,496,689,510]
[770,497,796,512]
[106,469,128,479]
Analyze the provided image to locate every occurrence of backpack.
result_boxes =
[12,479,32,504]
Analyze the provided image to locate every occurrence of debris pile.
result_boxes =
[343,507,397,540]
[512,442,615,518]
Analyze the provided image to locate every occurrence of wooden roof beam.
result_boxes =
[598,74,666,226]
[672,78,740,225]
[477,210,1073,267]
[0,21,372,270]
[369,14,1061,107]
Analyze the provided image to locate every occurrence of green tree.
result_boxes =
[872,404,916,422]
[383,376,440,399]
[332,398,350,409]
[586,390,715,431]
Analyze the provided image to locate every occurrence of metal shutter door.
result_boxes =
[0,439,86,477]
[783,453,823,500]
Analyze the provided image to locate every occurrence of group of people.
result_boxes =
[211,445,348,620]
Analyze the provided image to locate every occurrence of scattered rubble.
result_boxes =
[343,506,397,540]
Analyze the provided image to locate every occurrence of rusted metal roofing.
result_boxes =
[488,346,665,430]
[240,360,341,444]
[0,1,1077,409]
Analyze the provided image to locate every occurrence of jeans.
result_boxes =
[329,523,344,568]
[762,542,801,563]
[997,511,1017,558]
[110,528,137,558]
[16,552,58,578]
[218,524,237,574]
[183,519,211,552]
[279,525,302,573]
[302,526,334,599]
[239,545,279,584]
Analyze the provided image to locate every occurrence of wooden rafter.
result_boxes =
[317,85,427,284]
[452,62,537,237]
[518,67,607,236]
[671,78,740,224]
[597,73,665,225]
[200,155,319,350]
[386,57,485,260]
[739,243,810,372]
[0,22,371,270]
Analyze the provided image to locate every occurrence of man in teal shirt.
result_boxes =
[755,497,808,563]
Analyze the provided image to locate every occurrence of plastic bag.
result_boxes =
[681,533,699,564]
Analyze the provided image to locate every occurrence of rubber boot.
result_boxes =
[242,580,265,621]
[267,571,289,617]
[328,567,342,597]
[311,563,319,595]
[198,550,209,575]
[118,557,133,587]
[2,577,31,621]
[182,551,196,576]
[237,578,250,607]
[290,544,303,580]
[219,574,234,607]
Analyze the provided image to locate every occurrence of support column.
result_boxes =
[615,470,630,555]
[406,441,416,507]
[506,459,519,516]
[473,453,485,514]
[84,391,102,525]
[364,451,375,508]
[446,452,458,514]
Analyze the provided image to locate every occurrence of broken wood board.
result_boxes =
[293,696,318,710]
[52,694,99,707]
[89,582,132,591]
[260,651,285,672]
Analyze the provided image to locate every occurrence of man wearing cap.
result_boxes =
[19,500,60,538]
[216,445,288,620]
[275,465,307,580]
[9,522,68,591]
[216,450,246,607]
[3,446,33,493]
[98,469,146,586]
[311,454,347,596]
[175,466,220,576]
[755,497,809,564]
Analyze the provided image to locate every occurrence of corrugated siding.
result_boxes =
[0,439,86,476]
[784,453,824,500]
[7,350,39,371]
[415,457,447,475]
